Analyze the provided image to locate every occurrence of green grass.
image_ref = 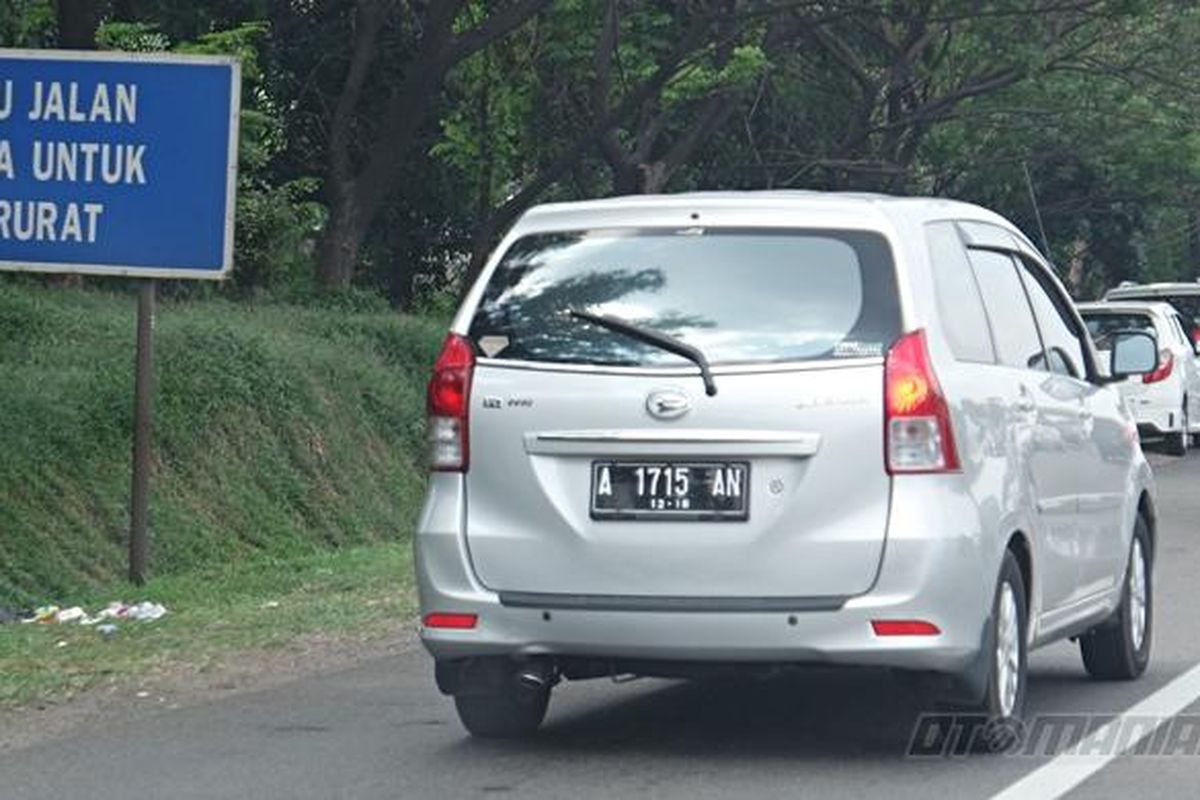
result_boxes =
[0,280,443,706]
[0,280,443,605]
[0,541,416,708]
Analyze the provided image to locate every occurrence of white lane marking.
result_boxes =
[990,663,1200,800]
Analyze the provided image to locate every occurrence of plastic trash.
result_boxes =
[27,605,60,624]
[124,602,167,622]
[12,600,167,625]
[96,623,119,639]
[55,607,86,624]
[82,602,129,624]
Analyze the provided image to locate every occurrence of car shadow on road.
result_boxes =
[442,660,1152,763]
[454,667,937,761]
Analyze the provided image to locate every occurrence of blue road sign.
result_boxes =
[0,50,240,279]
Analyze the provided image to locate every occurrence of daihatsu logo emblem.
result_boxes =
[646,389,691,420]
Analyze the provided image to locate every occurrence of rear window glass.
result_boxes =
[1082,313,1156,350]
[1168,297,1200,329]
[1112,293,1200,329]
[468,228,901,366]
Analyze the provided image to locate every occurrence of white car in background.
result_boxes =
[1104,281,1200,345]
[1078,301,1200,455]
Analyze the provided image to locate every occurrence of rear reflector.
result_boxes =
[423,612,479,630]
[871,619,941,636]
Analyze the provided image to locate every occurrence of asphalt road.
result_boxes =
[5,451,1200,799]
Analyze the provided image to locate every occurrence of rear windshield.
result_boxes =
[1112,293,1200,329]
[467,228,900,367]
[1082,312,1156,349]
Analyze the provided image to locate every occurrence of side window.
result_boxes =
[1016,258,1087,379]
[966,249,1045,371]
[926,222,995,363]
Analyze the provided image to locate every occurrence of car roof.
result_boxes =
[1104,282,1200,298]
[519,191,1021,232]
[1077,301,1179,318]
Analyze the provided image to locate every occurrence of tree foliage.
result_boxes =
[6,0,1200,302]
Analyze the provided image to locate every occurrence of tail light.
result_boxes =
[1191,327,1200,345]
[427,333,475,471]
[885,329,960,474]
[1142,349,1174,384]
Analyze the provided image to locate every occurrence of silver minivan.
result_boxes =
[416,192,1158,741]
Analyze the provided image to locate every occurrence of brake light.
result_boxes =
[871,619,941,636]
[884,330,960,474]
[1143,349,1174,384]
[1192,327,1200,345]
[423,612,478,630]
[427,333,475,471]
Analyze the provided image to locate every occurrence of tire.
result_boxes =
[965,550,1029,753]
[1166,401,1189,456]
[453,678,550,739]
[1080,515,1153,681]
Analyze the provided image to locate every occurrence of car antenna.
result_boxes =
[1023,160,1052,257]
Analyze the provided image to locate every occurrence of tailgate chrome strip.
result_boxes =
[525,429,821,457]
[498,591,848,613]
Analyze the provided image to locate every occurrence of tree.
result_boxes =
[55,0,99,47]
[442,0,789,287]
[703,1,1146,192]
[309,0,554,290]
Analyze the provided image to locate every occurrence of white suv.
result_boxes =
[1079,301,1200,455]
[417,192,1159,741]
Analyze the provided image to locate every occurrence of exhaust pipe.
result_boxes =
[515,660,557,691]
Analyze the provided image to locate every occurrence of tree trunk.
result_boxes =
[313,0,553,292]
[316,181,366,289]
[55,0,100,48]
[1188,211,1200,276]
[50,0,96,290]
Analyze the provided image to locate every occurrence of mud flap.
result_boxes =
[947,615,993,705]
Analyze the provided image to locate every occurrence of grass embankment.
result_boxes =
[0,281,443,707]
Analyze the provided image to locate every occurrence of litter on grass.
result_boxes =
[17,601,168,626]
[55,607,86,624]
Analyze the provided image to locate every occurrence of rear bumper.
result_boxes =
[414,474,994,675]
[1123,385,1183,434]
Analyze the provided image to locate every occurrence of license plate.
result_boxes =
[590,461,749,521]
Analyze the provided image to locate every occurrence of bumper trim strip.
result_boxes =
[497,591,849,613]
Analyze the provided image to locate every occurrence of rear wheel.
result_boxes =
[1166,401,1189,456]
[452,660,551,739]
[1080,516,1153,680]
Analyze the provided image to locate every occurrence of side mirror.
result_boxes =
[1110,331,1158,379]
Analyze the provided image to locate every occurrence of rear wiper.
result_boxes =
[569,309,717,396]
